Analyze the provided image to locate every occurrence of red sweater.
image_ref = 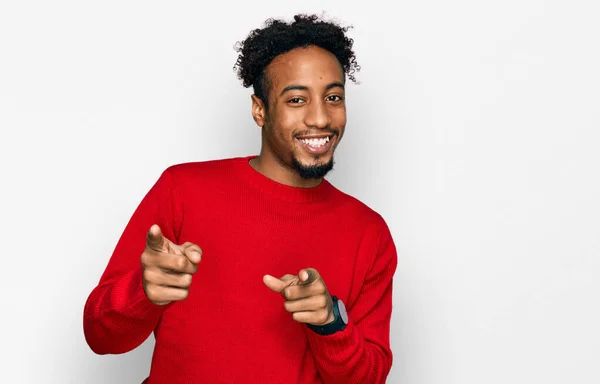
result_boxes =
[83,155,397,384]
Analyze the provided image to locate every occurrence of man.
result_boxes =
[84,14,397,384]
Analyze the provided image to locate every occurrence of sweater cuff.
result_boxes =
[113,266,168,321]
[304,318,360,357]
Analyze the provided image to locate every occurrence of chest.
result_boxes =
[177,194,369,305]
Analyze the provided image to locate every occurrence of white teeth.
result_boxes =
[299,136,330,147]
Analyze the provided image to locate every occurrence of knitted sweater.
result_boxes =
[83,155,397,384]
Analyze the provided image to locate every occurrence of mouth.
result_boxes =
[295,134,335,155]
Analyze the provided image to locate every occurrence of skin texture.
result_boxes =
[249,45,347,189]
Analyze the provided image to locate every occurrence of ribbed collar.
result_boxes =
[232,155,335,204]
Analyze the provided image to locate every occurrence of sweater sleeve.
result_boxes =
[304,216,398,384]
[83,167,183,355]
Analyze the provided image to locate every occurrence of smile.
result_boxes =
[295,134,335,155]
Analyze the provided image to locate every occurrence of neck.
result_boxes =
[249,153,323,189]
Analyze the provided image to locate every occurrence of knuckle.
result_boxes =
[142,268,152,282]
[179,289,189,300]
[320,311,329,323]
[145,285,157,299]
[318,295,328,308]
[140,251,151,265]
[175,255,188,270]
[181,274,193,287]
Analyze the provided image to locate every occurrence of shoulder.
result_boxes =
[328,185,397,278]
[328,183,390,232]
[165,156,240,176]
[327,185,395,257]
[161,156,242,186]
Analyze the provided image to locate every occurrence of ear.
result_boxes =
[251,94,266,127]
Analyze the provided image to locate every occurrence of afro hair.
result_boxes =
[233,14,360,107]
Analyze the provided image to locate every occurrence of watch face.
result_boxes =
[338,299,349,324]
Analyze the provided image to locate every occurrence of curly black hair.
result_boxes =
[233,14,360,108]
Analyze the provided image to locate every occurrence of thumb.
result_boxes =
[146,224,166,251]
[298,268,319,285]
[263,274,288,293]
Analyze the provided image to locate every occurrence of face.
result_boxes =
[251,45,346,181]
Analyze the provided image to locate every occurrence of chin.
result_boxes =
[291,152,335,180]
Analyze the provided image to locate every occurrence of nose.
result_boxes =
[303,99,330,129]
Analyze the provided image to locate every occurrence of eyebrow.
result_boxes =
[279,82,345,96]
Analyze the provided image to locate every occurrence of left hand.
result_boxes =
[263,268,334,326]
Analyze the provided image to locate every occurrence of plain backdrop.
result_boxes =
[1,1,599,383]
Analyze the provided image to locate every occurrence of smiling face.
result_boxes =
[251,45,346,187]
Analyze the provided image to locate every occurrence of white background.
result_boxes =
[1,1,599,383]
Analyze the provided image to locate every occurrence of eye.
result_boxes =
[327,95,343,102]
[288,97,305,104]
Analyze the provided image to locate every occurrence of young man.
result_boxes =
[84,14,398,384]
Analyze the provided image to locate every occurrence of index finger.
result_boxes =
[146,224,166,252]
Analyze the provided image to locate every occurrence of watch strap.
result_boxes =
[306,296,347,335]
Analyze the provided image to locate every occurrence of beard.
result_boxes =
[261,117,338,180]
[290,152,335,180]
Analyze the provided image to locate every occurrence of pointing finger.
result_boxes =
[280,274,298,284]
[282,281,325,300]
[263,275,289,293]
[146,224,166,251]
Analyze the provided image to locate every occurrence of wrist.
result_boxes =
[323,312,335,325]
[319,294,335,325]
[306,296,348,335]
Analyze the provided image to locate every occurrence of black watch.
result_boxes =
[306,296,348,335]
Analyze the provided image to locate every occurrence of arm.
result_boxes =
[83,168,183,354]
[305,216,398,384]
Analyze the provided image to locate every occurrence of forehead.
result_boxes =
[266,46,344,91]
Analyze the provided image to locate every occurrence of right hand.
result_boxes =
[141,224,202,306]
